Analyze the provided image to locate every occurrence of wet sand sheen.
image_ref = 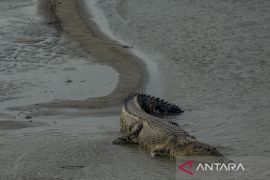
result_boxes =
[0,121,43,130]
[35,0,147,111]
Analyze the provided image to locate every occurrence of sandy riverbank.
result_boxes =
[22,0,147,113]
[0,2,176,179]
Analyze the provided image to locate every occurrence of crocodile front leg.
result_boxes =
[113,122,143,145]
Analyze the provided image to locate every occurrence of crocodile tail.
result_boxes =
[135,93,184,117]
[123,93,136,106]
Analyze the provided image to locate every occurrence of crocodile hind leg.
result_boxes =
[150,136,176,157]
[150,147,170,157]
[113,123,143,145]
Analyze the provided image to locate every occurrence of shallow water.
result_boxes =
[90,0,270,157]
[0,0,118,115]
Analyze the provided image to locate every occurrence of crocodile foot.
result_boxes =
[150,147,169,157]
[112,137,128,145]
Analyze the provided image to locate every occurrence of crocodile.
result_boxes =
[113,93,225,158]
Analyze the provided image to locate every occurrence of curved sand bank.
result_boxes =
[34,0,146,112]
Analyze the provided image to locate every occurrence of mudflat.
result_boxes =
[30,0,147,111]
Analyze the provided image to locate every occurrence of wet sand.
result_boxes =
[0,1,177,180]
[0,121,42,130]
[22,0,147,112]
[94,0,270,157]
[2,0,269,179]
[0,115,176,180]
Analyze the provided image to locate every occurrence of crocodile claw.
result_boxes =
[112,137,127,145]
[150,151,159,158]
